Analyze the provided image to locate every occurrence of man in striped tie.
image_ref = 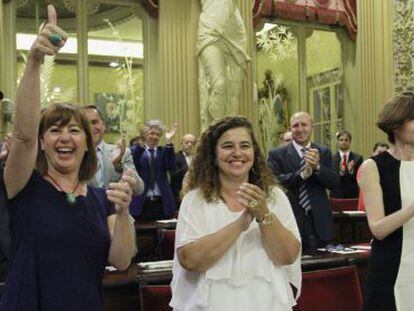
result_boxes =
[268,112,339,250]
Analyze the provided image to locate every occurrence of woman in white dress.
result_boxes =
[170,116,301,311]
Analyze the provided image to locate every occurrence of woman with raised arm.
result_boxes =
[360,91,414,310]
[0,5,135,310]
[170,116,301,311]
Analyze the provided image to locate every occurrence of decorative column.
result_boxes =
[357,0,393,156]
[159,0,200,141]
[0,1,3,93]
[237,0,256,126]
[1,1,17,102]
[142,9,162,122]
[77,0,89,106]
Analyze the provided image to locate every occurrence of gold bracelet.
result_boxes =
[256,211,273,225]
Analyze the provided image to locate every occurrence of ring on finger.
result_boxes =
[248,199,259,210]
[49,33,62,46]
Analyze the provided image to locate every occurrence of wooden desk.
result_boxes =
[135,248,371,285]
[333,211,371,244]
[134,220,177,261]
[103,265,139,311]
[103,247,370,311]
[302,248,370,286]
[134,215,371,261]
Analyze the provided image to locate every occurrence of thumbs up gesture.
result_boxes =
[30,4,68,62]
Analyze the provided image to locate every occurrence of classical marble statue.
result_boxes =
[197,0,250,129]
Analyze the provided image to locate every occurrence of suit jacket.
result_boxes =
[88,141,144,196]
[331,151,363,198]
[268,142,339,241]
[170,151,188,205]
[131,144,177,217]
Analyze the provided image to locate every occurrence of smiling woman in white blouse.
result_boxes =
[170,116,301,311]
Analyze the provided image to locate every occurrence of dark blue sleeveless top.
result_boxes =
[364,152,402,311]
[0,171,115,311]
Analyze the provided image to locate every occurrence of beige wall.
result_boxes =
[0,1,3,93]
[256,29,341,119]
[355,0,394,157]
[0,2,397,152]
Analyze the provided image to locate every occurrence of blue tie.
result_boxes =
[299,148,311,214]
[148,148,156,190]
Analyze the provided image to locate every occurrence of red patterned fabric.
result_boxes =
[329,198,359,211]
[140,0,357,40]
[142,0,159,19]
[313,0,331,8]
[253,0,357,41]
[140,285,172,311]
[294,266,363,311]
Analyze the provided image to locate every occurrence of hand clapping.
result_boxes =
[237,183,269,220]
[106,170,135,216]
[304,148,320,171]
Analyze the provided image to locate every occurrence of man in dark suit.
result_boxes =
[268,112,339,250]
[170,133,196,208]
[131,120,178,220]
[331,130,363,198]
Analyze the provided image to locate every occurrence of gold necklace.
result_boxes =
[46,174,80,205]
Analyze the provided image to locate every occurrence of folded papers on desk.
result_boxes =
[138,260,173,270]
[342,211,366,216]
[106,266,118,272]
[156,219,177,224]
[317,248,367,254]
[350,245,371,250]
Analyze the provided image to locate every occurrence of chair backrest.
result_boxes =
[294,265,362,311]
[159,230,176,260]
[140,285,172,311]
[329,198,359,212]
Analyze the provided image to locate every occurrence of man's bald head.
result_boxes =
[290,112,313,125]
[290,112,314,146]
[181,133,196,155]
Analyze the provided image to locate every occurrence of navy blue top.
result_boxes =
[0,171,115,311]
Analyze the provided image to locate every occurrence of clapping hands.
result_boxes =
[112,137,127,170]
[304,148,320,171]
[106,169,135,215]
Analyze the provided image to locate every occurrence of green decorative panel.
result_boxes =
[394,0,414,92]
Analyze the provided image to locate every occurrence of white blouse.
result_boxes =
[170,187,301,311]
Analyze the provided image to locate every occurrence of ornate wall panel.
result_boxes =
[393,0,414,93]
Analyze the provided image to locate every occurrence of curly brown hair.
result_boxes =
[183,116,277,202]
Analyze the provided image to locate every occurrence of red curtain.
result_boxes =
[140,0,357,40]
[253,0,357,41]
[142,0,159,19]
